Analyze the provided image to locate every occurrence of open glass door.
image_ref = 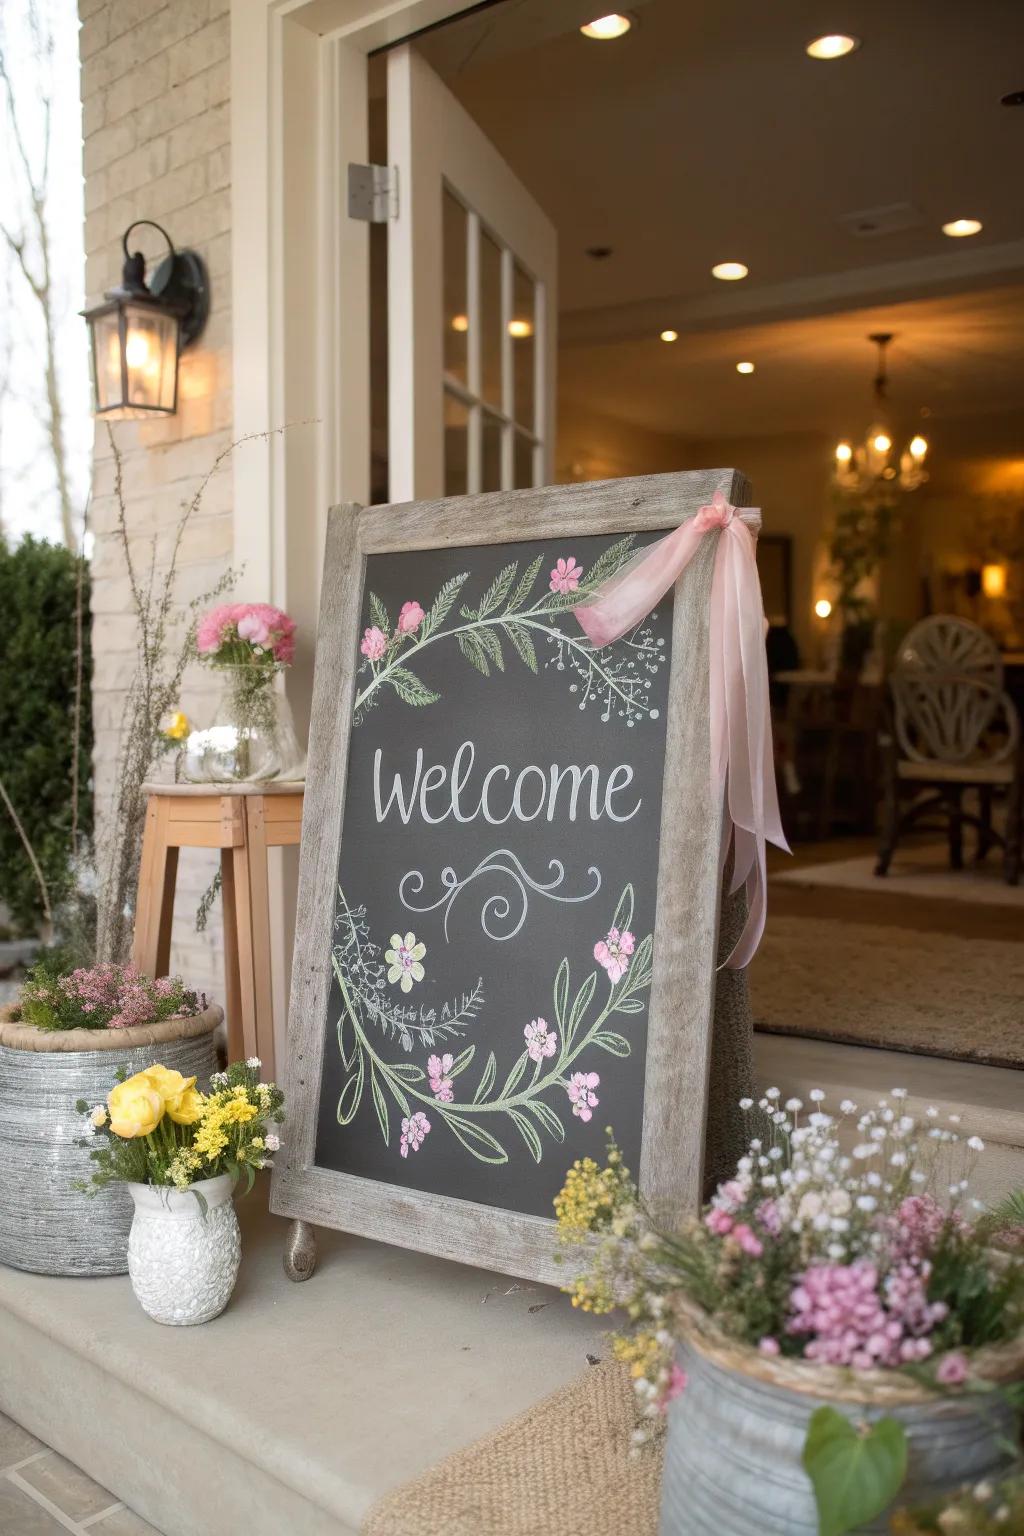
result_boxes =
[386,43,558,503]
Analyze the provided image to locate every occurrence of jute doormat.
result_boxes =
[362,1360,662,1536]
[751,915,1024,1070]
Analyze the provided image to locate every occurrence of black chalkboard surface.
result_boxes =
[314,533,672,1217]
[273,470,749,1285]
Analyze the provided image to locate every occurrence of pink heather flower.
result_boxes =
[718,1180,747,1210]
[397,600,425,635]
[524,1017,557,1064]
[400,1111,431,1157]
[360,626,387,661]
[549,556,583,595]
[756,1199,783,1237]
[732,1223,764,1259]
[427,1053,454,1102]
[758,1337,781,1357]
[788,1258,947,1370]
[566,1071,600,1122]
[935,1351,969,1386]
[889,1194,950,1262]
[705,1208,734,1236]
[594,927,635,984]
[659,1364,687,1409]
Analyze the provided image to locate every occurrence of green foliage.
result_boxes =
[826,493,900,625]
[0,536,91,931]
[20,958,203,1032]
[802,1407,908,1536]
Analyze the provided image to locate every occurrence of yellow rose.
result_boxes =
[107,1074,165,1139]
[162,710,190,741]
[167,1085,205,1125]
[143,1066,198,1121]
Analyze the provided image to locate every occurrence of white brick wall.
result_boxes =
[80,0,232,1002]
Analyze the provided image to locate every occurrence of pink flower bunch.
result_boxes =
[567,1071,600,1122]
[787,1258,947,1369]
[26,963,202,1033]
[549,556,584,595]
[400,1111,431,1157]
[888,1194,953,1263]
[196,602,296,665]
[594,926,634,984]
[359,599,425,662]
[427,1053,454,1101]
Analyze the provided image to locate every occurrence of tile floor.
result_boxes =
[0,1412,161,1536]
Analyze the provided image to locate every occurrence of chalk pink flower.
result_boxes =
[549,556,583,595]
[397,600,425,635]
[428,1052,454,1102]
[360,626,388,662]
[400,1111,431,1157]
[936,1351,969,1386]
[594,926,635,984]
[567,1071,600,1122]
[524,1017,557,1064]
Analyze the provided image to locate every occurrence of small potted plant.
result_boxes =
[183,601,304,783]
[78,1057,284,1325]
[554,1091,1024,1536]
[0,960,220,1276]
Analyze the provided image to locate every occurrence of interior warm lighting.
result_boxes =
[942,218,983,238]
[735,361,755,374]
[711,262,748,281]
[814,598,833,619]
[872,432,893,454]
[660,329,679,342]
[835,441,853,464]
[451,314,469,333]
[908,435,928,461]
[580,14,633,41]
[124,331,151,369]
[806,34,860,60]
[982,563,1007,599]
[507,318,533,338]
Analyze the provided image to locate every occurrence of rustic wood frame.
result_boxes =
[271,468,750,1284]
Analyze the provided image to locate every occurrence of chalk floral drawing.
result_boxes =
[352,538,666,728]
[594,925,635,984]
[330,883,652,1165]
[400,850,602,942]
[333,898,483,1053]
[385,931,426,993]
[524,1018,557,1064]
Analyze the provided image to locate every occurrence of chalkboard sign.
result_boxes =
[273,470,749,1284]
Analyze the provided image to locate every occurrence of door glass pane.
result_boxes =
[480,230,503,410]
[512,263,535,433]
[444,391,470,497]
[482,410,503,492]
[443,189,468,386]
[514,431,536,490]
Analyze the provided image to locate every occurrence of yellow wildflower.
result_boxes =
[162,710,190,741]
[222,1098,257,1125]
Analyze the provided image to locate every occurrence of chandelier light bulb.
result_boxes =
[872,432,893,454]
[835,441,853,464]
[909,435,928,460]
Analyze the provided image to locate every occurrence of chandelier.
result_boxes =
[833,332,929,495]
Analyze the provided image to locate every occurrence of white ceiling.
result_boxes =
[415,0,1024,437]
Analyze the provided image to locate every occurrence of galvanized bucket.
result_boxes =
[661,1311,1021,1534]
[0,1007,221,1277]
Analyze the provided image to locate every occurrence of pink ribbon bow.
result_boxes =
[573,489,789,968]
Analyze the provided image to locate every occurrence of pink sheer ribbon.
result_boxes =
[573,489,790,968]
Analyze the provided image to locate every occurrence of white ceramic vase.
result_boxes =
[126,1174,241,1326]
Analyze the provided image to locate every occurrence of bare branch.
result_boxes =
[0,774,53,930]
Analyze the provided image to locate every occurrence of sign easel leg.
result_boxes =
[283,1219,317,1281]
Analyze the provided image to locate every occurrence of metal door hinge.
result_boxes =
[347,163,398,222]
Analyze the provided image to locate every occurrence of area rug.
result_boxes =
[773,844,1024,909]
[751,915,1024,1070]
[362,1359,662,1536]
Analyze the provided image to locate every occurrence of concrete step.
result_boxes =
[0,1190,604,1536]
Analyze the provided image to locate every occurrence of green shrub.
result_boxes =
[0,536,92,932]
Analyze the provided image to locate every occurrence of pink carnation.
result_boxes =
[705,1208,734,1236]
[360,626,387,661]
[196,601,296,664]
[397,601,425,635]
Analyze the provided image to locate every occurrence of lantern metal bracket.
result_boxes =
[119,219,210,349]
[347,163,398,223]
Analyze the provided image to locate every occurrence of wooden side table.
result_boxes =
[132,781,304,1078]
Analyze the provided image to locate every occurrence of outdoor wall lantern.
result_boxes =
[82,220,209,417]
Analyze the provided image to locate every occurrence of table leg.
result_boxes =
[230,836,260,1065]
[132,797,179,978]
[220,849,244,1063]
[244,796,276,1079]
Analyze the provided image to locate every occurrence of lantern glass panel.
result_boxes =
[91,308,125,413]
[123,302,179,411]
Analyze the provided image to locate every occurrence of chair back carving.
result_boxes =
[891,616,1018,765]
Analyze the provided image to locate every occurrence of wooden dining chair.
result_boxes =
[875,616,1022,884]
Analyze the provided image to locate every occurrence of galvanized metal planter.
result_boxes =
[0,1007,221,1277]
[661,1316,1021,1535]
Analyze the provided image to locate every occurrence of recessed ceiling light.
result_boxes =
[507,318,533,338]
[451,314,469,332]
[806,34,860,60]
[942,218,982,238]
[735,361,755,374]
[711,261,748,281]
[660,329,678,342]
[580,14,632,41]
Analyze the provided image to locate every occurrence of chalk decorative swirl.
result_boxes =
[399,850,602,942]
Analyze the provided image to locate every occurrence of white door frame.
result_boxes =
[229,0,481,1055]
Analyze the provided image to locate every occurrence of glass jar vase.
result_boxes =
[182,665,305,784]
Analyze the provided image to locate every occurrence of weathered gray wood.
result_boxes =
[271,470,752,1282]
